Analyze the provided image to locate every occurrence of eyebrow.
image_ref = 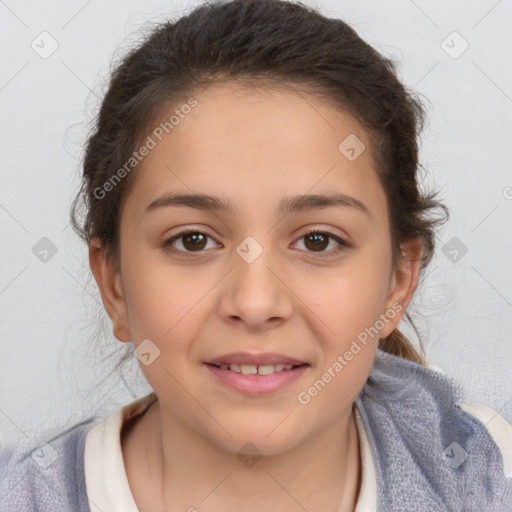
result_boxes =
[144,191,370,217]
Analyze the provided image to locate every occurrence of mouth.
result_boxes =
[203,352,311,394]
[204,362,309,376]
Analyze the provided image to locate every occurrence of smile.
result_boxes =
[204,362,310,394]
[209,363,304,375]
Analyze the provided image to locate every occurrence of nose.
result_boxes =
[217,242,294,332]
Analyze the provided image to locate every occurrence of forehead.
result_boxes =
[124,82,387,220]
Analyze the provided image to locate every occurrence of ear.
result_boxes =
[89,238,131,342]
[379,237,423,338]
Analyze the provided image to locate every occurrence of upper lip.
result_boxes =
[205,352,309,366]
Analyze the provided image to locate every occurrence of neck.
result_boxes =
[122,399,362,512]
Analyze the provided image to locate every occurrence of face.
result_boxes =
[90,82,420,456]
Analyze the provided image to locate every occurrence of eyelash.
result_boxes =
[162,229,349,258]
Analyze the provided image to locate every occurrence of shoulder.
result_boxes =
[457,401,512,479]
[0,418,97,512]
[359,350,512,508]
[423,358,512,479]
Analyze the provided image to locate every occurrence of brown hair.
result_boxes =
[70,0,449,370]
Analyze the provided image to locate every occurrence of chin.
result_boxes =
[209,421,308,458]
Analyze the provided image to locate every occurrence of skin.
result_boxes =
[89,82,422,512]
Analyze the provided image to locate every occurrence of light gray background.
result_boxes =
[1,0,511,448]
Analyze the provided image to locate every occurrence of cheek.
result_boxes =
[305,259,391,342]
[122,265,208,398]
[123,255,209,336]
[296,272,384,413]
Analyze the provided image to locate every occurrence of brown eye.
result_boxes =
[304,232,329,251]
[294,230,348,255]
[181,232,207,251]
[163,230,217,253]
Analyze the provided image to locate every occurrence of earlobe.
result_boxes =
[89,238,132,343]
[381,238,423,338]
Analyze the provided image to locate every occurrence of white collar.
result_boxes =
[84,392,377,511]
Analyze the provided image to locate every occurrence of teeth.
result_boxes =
[241,364,258,375]
[258,365,276,375]
[217,363,301,374]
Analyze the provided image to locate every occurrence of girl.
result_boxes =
[1,0,511,510]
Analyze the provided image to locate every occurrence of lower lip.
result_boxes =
[204,363,309,395]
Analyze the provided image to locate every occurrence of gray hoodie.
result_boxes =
[1,349,511,511]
